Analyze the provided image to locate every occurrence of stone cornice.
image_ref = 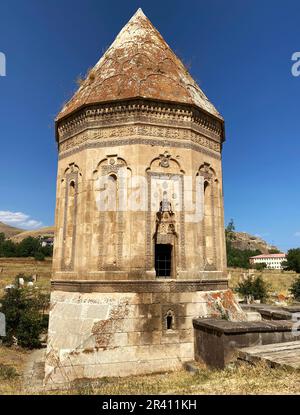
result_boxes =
[51,278,229,293]
[56,98,225,148]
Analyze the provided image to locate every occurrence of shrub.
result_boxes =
[0,364,19,380]
[290,276,300,301]
[254,262,267,271]
[34,251,45,261]
[235,275,269,302]
[0,284,49,349]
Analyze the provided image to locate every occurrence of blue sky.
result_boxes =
[0,0,299,251]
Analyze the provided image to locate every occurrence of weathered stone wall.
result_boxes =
[52,133,226,281]
[45,288,243,384]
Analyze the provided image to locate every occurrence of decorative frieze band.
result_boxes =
[59,123,221,153]
[59,133,221,160]
[57,100,224,143]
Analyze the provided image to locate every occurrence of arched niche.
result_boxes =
[60,163,82,271]
[92,155,131,270]
[197,163,218,270]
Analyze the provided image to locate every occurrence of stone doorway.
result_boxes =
[155,244,172,277]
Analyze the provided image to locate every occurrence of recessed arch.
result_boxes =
[165,309,175,330]
[61,164,81,271]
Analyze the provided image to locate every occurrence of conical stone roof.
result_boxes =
[57,8,222,121]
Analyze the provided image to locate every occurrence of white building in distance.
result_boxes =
[249,253,286,270]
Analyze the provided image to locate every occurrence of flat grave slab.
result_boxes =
[238,340,300,370]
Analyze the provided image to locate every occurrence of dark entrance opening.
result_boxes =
[155,244,172,277]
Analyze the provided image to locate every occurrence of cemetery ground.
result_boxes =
[1,348,300,394]
[0,257,299,395]
[0,257,51,296]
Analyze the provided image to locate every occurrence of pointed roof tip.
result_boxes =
[131,7,147,19]
[122,8,149,29]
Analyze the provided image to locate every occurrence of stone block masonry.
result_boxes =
[45,288,244,384]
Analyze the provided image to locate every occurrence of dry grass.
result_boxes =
[57,363,299,395]
[0,346,299,395]
[2,341,300,395]
[228,267,298,297]
[0,345,30,394]
[33,362,300,395]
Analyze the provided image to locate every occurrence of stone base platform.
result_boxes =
[44,280,244,385]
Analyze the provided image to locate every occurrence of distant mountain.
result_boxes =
[231,232,280,254]
[0,221,24,238]
[11,226,55,242]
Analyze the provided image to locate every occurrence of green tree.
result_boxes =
[235,276,269,302]
[0,282,49,349]
[225,219,236,241]
[290,276,300,301]
[0,240,17,257]
[0,235,53,258]
[16,237,40,257]
[40,244,53,257]
[283,248,300,273]
[227,245,261,268]
[0,232,5,244]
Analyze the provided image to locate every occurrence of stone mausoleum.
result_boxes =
[45,9,243,384]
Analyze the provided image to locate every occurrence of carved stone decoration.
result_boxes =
[198,162,214,180]
[57,100,223,146]
[59,135,222,162]
[146,172,185,273]
[159,151,171,168]
[155,205,177,245]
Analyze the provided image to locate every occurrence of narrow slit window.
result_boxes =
[166,310,174,330]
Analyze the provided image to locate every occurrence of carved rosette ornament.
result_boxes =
[159,151,171,168]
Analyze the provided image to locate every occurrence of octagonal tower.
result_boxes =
[45,9,237,384]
